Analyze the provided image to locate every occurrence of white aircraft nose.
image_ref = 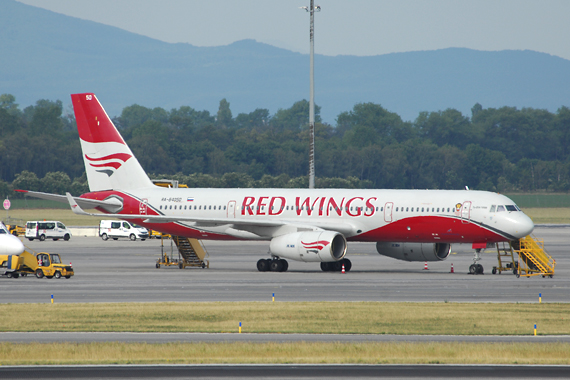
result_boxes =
[508,212,535,239]
[0,234,25,255]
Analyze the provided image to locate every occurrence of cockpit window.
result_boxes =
[497,205,506,212]
[505,205,518,212]
[490,205,496,212]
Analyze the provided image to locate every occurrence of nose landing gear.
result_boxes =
[469,249,484,275]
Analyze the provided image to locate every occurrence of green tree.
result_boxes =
[11,171,41,193]
[216,98,233,128]
[41,172,71,195]
[271,100,321,132]
[28,99,65,136]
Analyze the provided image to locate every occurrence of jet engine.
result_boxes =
[376,242,451,262]
[270,231,347,262]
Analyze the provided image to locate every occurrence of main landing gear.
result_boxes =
[256,258,353,272]
[321,258,351,272]
[257,258,289,272]
[469,249,484,275]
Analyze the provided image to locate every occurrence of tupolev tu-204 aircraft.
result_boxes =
[18,93,534,274]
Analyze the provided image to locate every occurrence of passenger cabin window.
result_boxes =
[490,205,496,212]
[497,205,506,212]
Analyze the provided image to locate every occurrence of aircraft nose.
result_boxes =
[510,212,535,238]
[0,235,25,255]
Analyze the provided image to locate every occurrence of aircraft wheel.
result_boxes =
[155,263,160,268]
[257,259,269,272]
[492,267,497,275]
[476,264,484,274]
[270,259,283,272]
[35,269,44,278]
[39,234,46,241]
[469,264,476,274]
[178,262,183,269]
[279,259,288,272]
[101,233,108,241]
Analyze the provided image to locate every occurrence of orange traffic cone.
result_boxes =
[341,264,345,274]
[450,263,454,273]
[423,261,429,270]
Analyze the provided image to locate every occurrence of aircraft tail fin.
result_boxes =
[71,93,154,192]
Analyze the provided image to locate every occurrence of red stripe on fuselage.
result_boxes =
[352,215,507,243]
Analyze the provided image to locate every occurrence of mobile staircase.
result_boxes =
[513,235,556,278]
[156,235,209,269]
[492,235,555,278]
[492,241,517,275]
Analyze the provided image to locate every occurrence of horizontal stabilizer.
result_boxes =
[16,190,123,212]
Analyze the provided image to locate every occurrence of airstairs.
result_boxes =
[156,236,209,269]
[492,235,555,278]
[513,235,555,278]
[492,241,517,275]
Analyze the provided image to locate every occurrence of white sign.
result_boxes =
[3,199,10,211]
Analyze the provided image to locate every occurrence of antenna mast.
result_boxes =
[302,1,320,189]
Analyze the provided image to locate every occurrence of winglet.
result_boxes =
[66,192,88,215]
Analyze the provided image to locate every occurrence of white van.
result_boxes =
[99,220,148,241]
[25,221,72,241]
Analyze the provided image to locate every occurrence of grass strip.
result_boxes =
[1,342,569,365]
[1,302,569,335]
[521,207,570,224]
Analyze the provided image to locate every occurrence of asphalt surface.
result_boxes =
[1,227,568,303]
[2,331,570,344]
[1,227,569,378]
[1,364,570,379]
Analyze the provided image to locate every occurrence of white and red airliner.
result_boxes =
[19,93,534,274]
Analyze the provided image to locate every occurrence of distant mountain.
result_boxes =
[1,0,569,122]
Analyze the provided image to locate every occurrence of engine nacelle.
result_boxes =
[270,231,347,262]
[376,242,451,262]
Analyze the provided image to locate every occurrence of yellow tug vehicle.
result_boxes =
[2,250,74,279]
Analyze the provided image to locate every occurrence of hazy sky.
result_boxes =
[17,0,570,60]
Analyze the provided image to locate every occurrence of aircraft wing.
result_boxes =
[64,193,357,237]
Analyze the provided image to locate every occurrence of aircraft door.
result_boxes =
[227,201,236,218]
[384,202,394,222]
[461,201,472,224]
[139,199,148,215]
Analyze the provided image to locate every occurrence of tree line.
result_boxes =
[1,93,570,198]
